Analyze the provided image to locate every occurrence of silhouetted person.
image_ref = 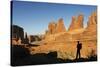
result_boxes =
[76,41,82,59]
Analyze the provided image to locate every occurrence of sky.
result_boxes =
[12,1,97,35]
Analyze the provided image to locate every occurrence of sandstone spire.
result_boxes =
[68,16,76,31]
[86,12,97,31]
[82,12,97,40]
[48,22,56,34]
[68,14,84,31]
[56,18,66,33]
[76,14,84,28]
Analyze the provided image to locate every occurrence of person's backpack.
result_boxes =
[79,43,82,49]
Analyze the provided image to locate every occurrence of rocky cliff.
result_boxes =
[33,12,97,60]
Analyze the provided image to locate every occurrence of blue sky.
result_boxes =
[12,1,97,35]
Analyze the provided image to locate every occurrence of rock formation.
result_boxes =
[82,12,97,40]
[46,18,66,35]
[86,12,97,31]
[56,18,66,33]
[44,18,67,41]
[76,14,84,28]
[24,32,29,44]
[30,11,97,60]
[68,16,76,31]
[68,14,84,31]
[48,22,56,34]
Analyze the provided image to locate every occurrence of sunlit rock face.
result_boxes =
[47,18,66,34]
[48,22,56,34]
[56,18,66,33]
[68,14,84,31]
[87,12,97,32]
[44,18,67,41]
[82,12,97,41]
[68,16,76,31]
[30,12,97,60]
[76,14,84,29]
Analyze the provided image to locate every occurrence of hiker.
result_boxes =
[76,41,82,59]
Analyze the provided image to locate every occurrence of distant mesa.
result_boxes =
[12,25,24,40]
[12,25,24,45]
